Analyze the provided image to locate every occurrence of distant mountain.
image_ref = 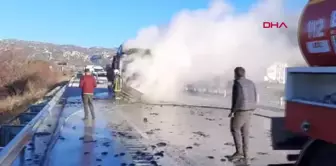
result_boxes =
[0,39,116,67]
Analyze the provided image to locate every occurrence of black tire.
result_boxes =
[309,143,336,166]
[298,140,336,166]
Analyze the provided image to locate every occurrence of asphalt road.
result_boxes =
[40,77,297,166]
[114,104,296,166]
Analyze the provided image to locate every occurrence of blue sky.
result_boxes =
[0,0,305,48]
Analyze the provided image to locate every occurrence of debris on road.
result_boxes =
[207,156,215,159]
[192,131,209,137]
[154,151,164,157]
[143,117,148,123]
[257,152,269,155]
[146,128,161,135]
[150,112,159,116]
[157,142,167,147]
[101,151,108,155]
[193,143,200,147]
[186,146,193,149]
[224,142,235,146]
[34,131,51,137]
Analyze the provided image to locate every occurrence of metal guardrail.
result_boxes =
[121,85,285,113]
[185,87,227,97]
[185,88,285,108]
[0,85,67,166]
[117,77,144,103]
[120,84,143,102]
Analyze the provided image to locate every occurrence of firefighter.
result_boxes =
[109,55,121,95]
[228,67,257,165]
[113,69,121,100]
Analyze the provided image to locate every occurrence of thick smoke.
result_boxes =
[123,0,304,101]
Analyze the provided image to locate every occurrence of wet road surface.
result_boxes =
[42,80,296,166]
[46,100,125,166]
[114,104,297,166]
[44,83,136,166]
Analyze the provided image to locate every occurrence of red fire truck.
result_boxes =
[285,0,336,165]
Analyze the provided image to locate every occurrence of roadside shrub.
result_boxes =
[0,49,69,114]
[0,50,27,87]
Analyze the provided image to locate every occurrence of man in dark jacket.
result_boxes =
[79,69,97,120]
[228,67,257,165]
[106,66,115,94]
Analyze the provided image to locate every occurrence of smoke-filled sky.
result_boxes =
[123,0,305,101]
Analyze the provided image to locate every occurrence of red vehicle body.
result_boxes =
[285,0,336,165]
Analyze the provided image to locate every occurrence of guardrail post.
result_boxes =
[32,134,35,151]
[19,146,25,166]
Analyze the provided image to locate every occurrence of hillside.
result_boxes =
[0,39,116,67]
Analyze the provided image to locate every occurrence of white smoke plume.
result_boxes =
[123,0,304,101]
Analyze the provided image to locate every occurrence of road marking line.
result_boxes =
[59,109,83,132]
[115,107,194,166]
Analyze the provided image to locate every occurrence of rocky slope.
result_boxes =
[0,39,116,66]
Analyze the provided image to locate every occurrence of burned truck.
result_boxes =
[110,44,151,88]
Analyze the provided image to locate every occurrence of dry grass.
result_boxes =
[0,88,47,112]
[0,49,70,114]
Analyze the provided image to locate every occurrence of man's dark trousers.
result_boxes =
[230,110,253,158]
[107,82,113,93]
[82,94,95,119]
